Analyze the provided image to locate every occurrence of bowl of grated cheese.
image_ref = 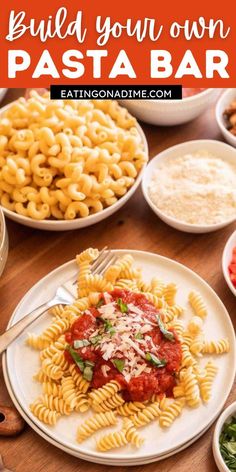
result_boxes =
[142,140,236,233]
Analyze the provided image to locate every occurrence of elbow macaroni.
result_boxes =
[0,92,147,220]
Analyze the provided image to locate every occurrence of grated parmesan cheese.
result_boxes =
[148,150,236,225]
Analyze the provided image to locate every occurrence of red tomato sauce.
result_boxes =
[182,88,207,98]
[65,289,182,402]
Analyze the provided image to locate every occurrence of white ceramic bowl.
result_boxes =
[216,88,236,147]
[142,139,236,234]
[0,207,8,276]
[213,401,236,472]
[0,102,148,231]
[0,88,7,104]
[222,230,236,296]
[120,89,221,126]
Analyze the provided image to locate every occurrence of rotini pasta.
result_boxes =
[89,381,121,405]
[26,247,230,453]
[122,418,144,447]
[77,411,117,442]
[202,338,230,355]
[159,399,185,428]
[189,291,207,318]
[96,431,128,451]
[199,362,218,402]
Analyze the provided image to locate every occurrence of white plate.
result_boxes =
[3,250,236,464]
[142,140,236,233]
[0,102,148,231]
[222,230,236,296]
[2,366,215,465]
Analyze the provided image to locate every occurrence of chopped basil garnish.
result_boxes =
[112,359,125,373]
[66,345,84,372]
[102,319,116,335]
[90,335,102,345]
[67,345,94,380]
[156,316,175,342]
[96,298,104,308]
[74,339,90,349]
[135,332,144,340]
[220,417,236,471]
[83,361,95,381]
[117,298,128,313]
[145,352,166,368]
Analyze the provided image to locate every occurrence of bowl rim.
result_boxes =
[0,100,148,228]
[215,88,236,143]
[222,230,236,297]
[122,87,217,105]
[213,401,236,472]
[0,207,7,253]
[142,139,236,232]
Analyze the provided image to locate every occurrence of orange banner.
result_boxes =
[0,0,235,87]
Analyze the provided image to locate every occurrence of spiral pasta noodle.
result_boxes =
[41,394,72,415]
[69,365,90,393]
[96,431,128,451]
[92,394,124,412]
[122,418,144,447]
[202,338,230,355]
[159,399,185,428]
[131,402,161,428]
[116,402,147,417]
[77,411,117,442]
[89,381,121,405]
[30,400,60,425]
[199,362,218,402]
[181,367,201,408]
[61,376,78,409]
[189,291,207,318]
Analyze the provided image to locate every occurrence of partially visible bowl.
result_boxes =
[216,88,236,147]
[213,401,236,472]
[222,230,236,297]
[0,88,7,104]
[142,139,236,234]
[0,207,8,276]
[120,89,221,126]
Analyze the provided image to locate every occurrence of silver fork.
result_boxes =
[0,248,118,354]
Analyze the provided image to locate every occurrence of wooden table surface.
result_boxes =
[0,88,235,472]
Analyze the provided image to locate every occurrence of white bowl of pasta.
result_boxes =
[0,92,148,231]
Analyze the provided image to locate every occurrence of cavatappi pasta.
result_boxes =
[27,248,230,452]
[0,92,147,221]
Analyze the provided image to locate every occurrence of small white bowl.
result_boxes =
[0,103,148,231]
[222,230,236,296]
[142,139,236,234]
[216,88,236,147]
[213,401,236,472]
[120,89,221,126]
